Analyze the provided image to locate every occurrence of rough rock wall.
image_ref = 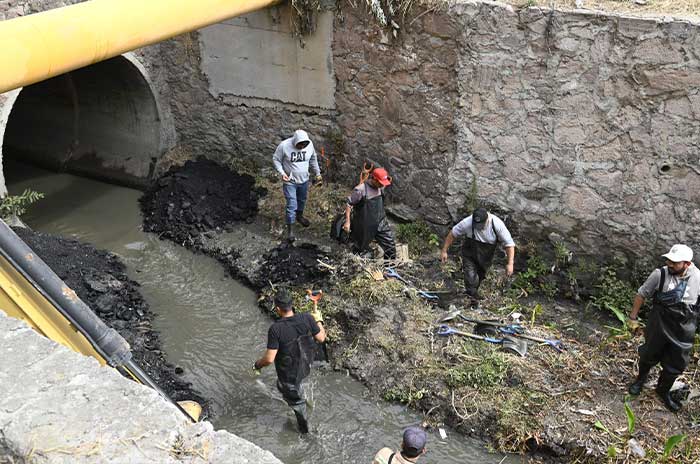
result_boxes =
[334,1,700,259]
[333,5,460,225]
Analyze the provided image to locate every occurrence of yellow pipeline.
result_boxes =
[0,253,106,363]
[0,0,280,94]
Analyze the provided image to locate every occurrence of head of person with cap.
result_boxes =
[471,207,489,230]
[372,425,427,464]
[663,244,693,276]
[368,167,392,190]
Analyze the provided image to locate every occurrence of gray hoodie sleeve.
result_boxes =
[272,143,287,177]
[308,145,321,176]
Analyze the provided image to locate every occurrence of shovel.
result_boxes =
[437,325,528,357]
[384,268,439,300]
[496,326,566,353]
[436,309,524,334]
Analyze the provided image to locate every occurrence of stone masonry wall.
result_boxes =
[334,1,700,260]
[333,5,460,225]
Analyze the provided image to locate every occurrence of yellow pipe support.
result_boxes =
[0,253,107,364]
[0,0,280,94]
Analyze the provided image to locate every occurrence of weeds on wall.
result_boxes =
[0,189,44,219]
[290,0,321,36]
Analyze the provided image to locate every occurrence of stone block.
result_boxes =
[642,69,700,92]
[422,12,461,39]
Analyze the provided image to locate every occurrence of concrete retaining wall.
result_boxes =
[0,310,283,464]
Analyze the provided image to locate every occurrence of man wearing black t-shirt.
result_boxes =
[254,289,326,433]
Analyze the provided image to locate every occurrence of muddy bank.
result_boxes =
[138,160,699,463]
[14,226,204,406]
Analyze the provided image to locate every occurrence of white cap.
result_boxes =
[662,244,693,263]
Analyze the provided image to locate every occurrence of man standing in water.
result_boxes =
[627,244,700,411]
[440,207,515,306]
[254,289,325,433]
[343,167,396,259]
[273,130,322,243]
[373,426,428,463]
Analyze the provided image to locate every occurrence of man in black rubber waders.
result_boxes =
[373,425,428,464]
[627,244,700,411]
[273,130,323,243]
[343,167,396,259]
[440,207,515,306]
[254,289,325,433]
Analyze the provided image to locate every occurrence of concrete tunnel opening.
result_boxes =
[2,56,161,188]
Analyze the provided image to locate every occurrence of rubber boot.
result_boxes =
[628,363,652,395]
[286,223,295,243]
[291,405,309,434]
[296,212,310,227]
[655,371,681,412]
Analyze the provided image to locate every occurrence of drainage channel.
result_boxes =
[7,162,520,463]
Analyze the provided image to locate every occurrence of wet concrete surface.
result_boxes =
[6,162,518,463]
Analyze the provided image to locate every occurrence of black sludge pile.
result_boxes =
[140,159,265,244]
[257,243,329,288]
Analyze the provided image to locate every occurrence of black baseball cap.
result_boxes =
[472,208,488,228]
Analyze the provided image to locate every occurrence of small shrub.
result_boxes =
[589,266,636,328]
[512,255,557,298]
[396,221,440,257]
[0,189,44,219]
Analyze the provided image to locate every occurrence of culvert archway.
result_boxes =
[2,54,163,188]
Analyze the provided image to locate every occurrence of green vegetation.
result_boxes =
[383,385,427,406]
[0,189,44,219]
[396,221,440,257]
[589,265,637,334]
[446,345,508,388]
[512,255,557,298]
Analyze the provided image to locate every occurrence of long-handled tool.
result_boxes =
[437,325,528,357]
[384,267,438,300]
[436,309,524,333]
[495,326,566,353]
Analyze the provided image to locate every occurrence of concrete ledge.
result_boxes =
[0,310,283,464]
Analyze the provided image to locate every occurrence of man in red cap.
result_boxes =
[343,166,396,259]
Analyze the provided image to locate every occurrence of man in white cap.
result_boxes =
[373,425,427,463]
[273,130,322,242]
[628,244,700,411]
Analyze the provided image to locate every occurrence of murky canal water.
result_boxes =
[7,162,519,463]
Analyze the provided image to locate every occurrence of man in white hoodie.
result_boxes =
[273,130,322,242]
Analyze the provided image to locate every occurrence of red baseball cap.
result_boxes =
[372,167,391,186]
